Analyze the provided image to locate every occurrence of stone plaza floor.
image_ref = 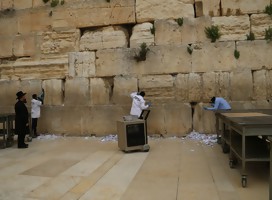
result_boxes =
[0,135,269,200]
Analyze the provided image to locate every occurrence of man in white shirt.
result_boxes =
[31,93,43,138]
[130,91,150,117]
[204,97,231,111]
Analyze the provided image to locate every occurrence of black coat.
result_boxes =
[15,100,29,134]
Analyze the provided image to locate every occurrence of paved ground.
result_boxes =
[0,135,269,200]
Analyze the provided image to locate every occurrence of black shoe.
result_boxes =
[18,145,28,149]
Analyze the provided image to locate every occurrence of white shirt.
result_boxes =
[130,92,149,117]
[31,99,42,118]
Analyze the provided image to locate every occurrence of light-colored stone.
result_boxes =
[43,79,63,106]
[64,77,90,106]
[155,17,212,46]
[14,0,32,10]
[130,23,155,48]
[251,14,272,39]
[0,80,20,107]
[237,40,272,70]
[212,15,250,41]
[1,0,13,10]
[192,42,236,72]
[252,70,267,100]
[230,100,272,110]
[202,72,216,101]
[195,0,221,17]
[80,26,128,51]
[0,36,13,58]
[266,70,272,99]
[0,17,17,36]
[230,69,253,101]
[20,79,43,104]
[68,52,96,78]
[221,0,270,15]
[90,78,112,105]
[193,103,216,134]
[112,76,138,105]
[188,73,202,102]
[13,34,36,57]
[32,0,45,8]
[40,29,80,55]
[136,0,194,23]
[175,73,189,102]
[215,72,231,99]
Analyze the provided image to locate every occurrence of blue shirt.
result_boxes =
[205,97,231,111]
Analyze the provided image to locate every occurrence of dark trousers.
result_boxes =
[18,132,26,147]
[32,118,38,135]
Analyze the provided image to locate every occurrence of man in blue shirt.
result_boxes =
[204,97,231,111]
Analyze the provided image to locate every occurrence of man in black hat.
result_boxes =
[15,91,29,148]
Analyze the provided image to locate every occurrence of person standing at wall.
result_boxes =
[31,92,43,138]
[203,96,231,111]
[15,91,29,149]
[130,91,151,118]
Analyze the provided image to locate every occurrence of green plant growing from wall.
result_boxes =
[187,45,193,55]
[234,49,240,59]
[150,25,155,35]
[264,4,272,16]
[246,32,255,41]
[175,17,183,26]
[265,27,272,42]
[134,43,150,62]
[205,25,221,42]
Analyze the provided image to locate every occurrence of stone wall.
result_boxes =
[1,0,272,136]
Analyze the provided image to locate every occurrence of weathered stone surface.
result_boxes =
[90,78,112,105]
[14,0,32,10]
[193,103,216,134]
[0,56,68,80]
[13,34,36,57]
[0,80,20,106]
[230,69,253,101]
[40,29,80,55]
[147,103,192,136]
[192,42,236,72]
[0,36,13,58]
[237,40,272,70]
[251,14,272,39]
[266,70,272,100]
[212,15,250,41]
[80,26,128,51]
[202,72,216,101]
[215,72,231,99]
[221,0,270,15]
[188,73,202,102]
[64,77,90,106]
[136,0,194,23]
[230,100,272,110]
[112,76,138,105]
[1,0,13,10]
[130,22,154,48]
[252,70,267,100]
[175,74,189,102]
[32,0,45,8]
[0,17,17,36]
[139,75,175,104]
[155,17,212,45]
[43,79,63,106]
[68,52,95,78]
[195,0,221,17]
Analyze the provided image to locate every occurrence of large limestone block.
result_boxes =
[40,29,80,55]
[136,0,194,23]
[230,69,253,101]
[13,34,36,57]
[0,80,20,106]
[130,23,154,48]
[214,72,231,99]
[192,42,236,72]
[266,70,272,99]
[193,103,216,134]
[80,26,128,51]
[0,17,17,36]
[139,75,175,104]
[237,40,272,70]
[112,76,138,105]
[68,52,95,78]
[251,14,272,39]
[147,104,192,136]
[202,72,216,101]
[64,78,90,106]
[212,15,250,41]
[14,0,32,10]
[221,0,270,16]
[1,56,68,80]
[230,101,272,110]
[135,45,192,75]
[195,0,221,17]
[155,17,212,45]
[20,79,43,104]
[32,0,45,8]
[252,70,267,100]
[96,48,134,77]
[43,79,63,106]
[17,10,52,34]
[175,74,189,102]
[1,0,13,10]
[0,36,13,58]
[90,78,112,105]
[188,73,202,102]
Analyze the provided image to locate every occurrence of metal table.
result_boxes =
[215,110,272,187]
[0,113,15,148]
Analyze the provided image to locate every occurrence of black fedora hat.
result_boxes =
[16,91,26,99]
